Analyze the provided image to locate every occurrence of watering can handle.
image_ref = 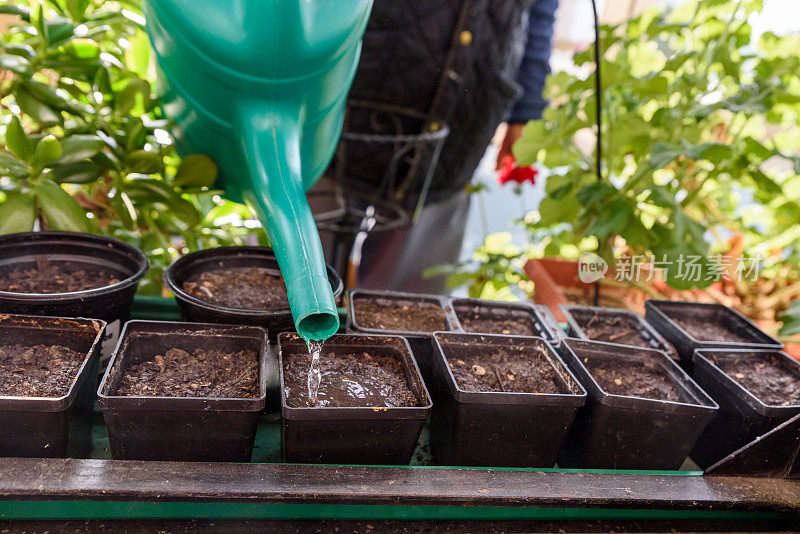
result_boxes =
[239,105,339,342]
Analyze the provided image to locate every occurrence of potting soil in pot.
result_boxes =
[671,315,754,343]
[283,348,422,408]
[0,344,84,397]
[711,353,800,406]
[182,267,289,309]
[572,310,653,348]
[453,304,536,336]
[354,298,448,332]
[115,346,259,398]
[446,344,562,393]
[584,357,680,401]
[0,258,120,294]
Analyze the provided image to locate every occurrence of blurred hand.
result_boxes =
[495,122,526,170]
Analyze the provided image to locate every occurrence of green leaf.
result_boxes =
[0,152,29,179]
[173,154,218,188]
[16,86,61,127]
[125,149,163,174]
[0,192,36,234]
[0,4,30,17]
[108,188,136,230]
[125,30,151,79]
[5,116,34,163]
[33,136,62,167]
[50,161,102,183]
[65,0,90,20]
[35,180,97,233]
[56,135,103,164]
[116,78,150,116]
[780,300,800,337]
[0,54,32,77]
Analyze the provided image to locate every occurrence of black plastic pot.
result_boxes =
[279,333,431,464]
[690,348,800,469]
[559,339,718,470]
[430,333,586,467]
[450,298,561,345]
[165,246,343,341]
[346,289,458,388]
[534,304,568,347]
[561,304,678,360]
[644,300,782,368]
[0,314,105,458]
[98,320,267,462]
[0,232,148,324]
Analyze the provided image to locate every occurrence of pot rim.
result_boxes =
[0,231,149,302]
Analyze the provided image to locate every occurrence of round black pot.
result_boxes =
[164,246,343,340]
[0,232,148,324]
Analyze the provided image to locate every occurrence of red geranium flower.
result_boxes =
[497,155,537,186]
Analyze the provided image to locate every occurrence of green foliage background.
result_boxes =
[0,0,262,294]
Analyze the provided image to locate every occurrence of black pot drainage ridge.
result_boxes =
[690,348,800,469]
[430,333,585,467]
[559,339,718,470]
[0,231,148,324]
[561,304,678,360]
[0,314,105,458]
[98,320,267,462]
[278,332,431,465]
[165,246,343,341]
[644,300,782,368]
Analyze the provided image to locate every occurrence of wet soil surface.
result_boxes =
[115,347,259,398]
[283,348,421,408]
[454,305,537,336]
[446,345,563,393]
[183,267,289,309]
[572,311,654,348]
[0,258,120,294]
[0,344,85,397]
[355,298,448,332]
[713,354,800,406]
[671,315,755,343]
[584,357,680,401]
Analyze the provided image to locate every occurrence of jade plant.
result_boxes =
[0,1,261,293]
[445,0,800,332]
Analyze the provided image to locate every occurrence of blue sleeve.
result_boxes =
[507,0,559,123]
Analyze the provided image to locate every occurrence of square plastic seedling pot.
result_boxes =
[0,314,105,458]
[690,348,800,469]
[450,298,561,346]
[558,339,718,470]
[430,333,586,467]
[561,304,678,360]
[644,300,782,370]
[279,333,432,465]
[98,321,267,462]
[346,289,458,389]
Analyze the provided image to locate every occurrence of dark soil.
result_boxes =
[446,345,563,393]
[0,344,85,397]
[115,347,259,398]
[355,298,448,332]
[0,258,120,294]
[283,348,421,408]
[182,267,288,309]
[672,315,754,343]
[585,357,680,401]
[713,354,800,406]
[454,305,537,335]
[572,311,652,348]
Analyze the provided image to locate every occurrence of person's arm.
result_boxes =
[496,0,559,169]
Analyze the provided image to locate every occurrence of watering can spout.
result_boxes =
[239,107,338,341]
[143,0,373,342]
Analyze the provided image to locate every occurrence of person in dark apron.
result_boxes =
[322,0,559,293]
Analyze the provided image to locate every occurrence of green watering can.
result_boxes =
[142,0,373,342]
